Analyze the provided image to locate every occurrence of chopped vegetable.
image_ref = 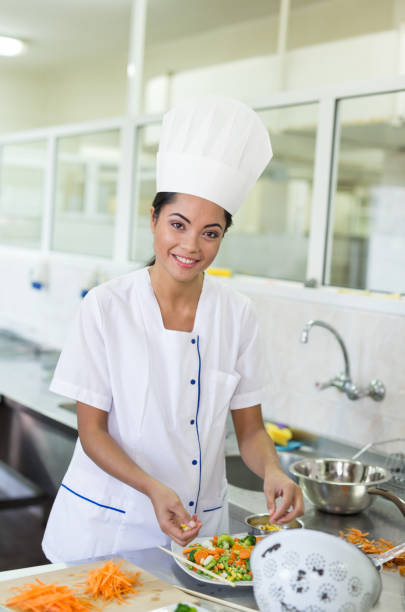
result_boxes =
[183,544,202,563]
[240,535,256,546]
[183,534,254,583]
[174,604,198,612]
[83,560,142,602]
[5,579,93,612]
[217,534,234,549]
[340,528,405,574]
[256,523,280,532]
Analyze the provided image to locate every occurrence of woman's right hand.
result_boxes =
[149,482,202,546]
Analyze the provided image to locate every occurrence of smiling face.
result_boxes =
[150,193,227,284]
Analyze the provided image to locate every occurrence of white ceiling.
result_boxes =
[0,0,329,71]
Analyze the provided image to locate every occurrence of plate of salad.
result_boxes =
[171,532,261,587]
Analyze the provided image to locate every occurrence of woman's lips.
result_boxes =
[172,253,199,268]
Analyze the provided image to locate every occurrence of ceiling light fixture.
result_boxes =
[0,35,25,57]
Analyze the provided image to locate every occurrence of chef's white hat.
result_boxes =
[156,95,272,215]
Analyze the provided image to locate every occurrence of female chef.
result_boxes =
[42,95,304,563]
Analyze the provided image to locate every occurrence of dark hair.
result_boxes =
[146,192,233,266]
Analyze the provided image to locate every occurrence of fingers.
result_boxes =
[266,479,305,524]
[268,490,295,523]
[159,502,202,546]
[170,521,201,547]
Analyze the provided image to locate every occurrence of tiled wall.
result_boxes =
[0,250,404,446]
[250,294,405,446]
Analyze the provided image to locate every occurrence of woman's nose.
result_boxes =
[181,232,200,252]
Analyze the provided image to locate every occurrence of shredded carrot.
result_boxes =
[82,560,141,604]
[6,578,94,612]
[340,528,405,574]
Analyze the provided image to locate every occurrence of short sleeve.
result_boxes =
[230,300,270,410]
[49,289,112,412]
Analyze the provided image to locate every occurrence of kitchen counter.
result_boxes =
[1,500,404,611]
[0,331,74,429]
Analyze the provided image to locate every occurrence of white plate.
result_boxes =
[171,533,254,587]
[151,605,210,612]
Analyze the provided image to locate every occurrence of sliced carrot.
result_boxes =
[183,546,200,555]
[83,560,142,602]
[239,549,251,560]
[6,578,93,611]
[194,549,210,565]
[340,528,405,575]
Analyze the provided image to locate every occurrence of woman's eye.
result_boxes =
[205,231,219,239]
[171,222,183,230]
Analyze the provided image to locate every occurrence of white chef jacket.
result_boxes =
[42,267,269,562]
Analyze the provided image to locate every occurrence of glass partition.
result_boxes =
[0,140,47,248]
[52,130,121,257]
[214,103,318,279]
[131,102,318,281]
[328,91,405,292]
[130,122,160,263]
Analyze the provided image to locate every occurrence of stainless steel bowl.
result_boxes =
[244,513,302,535]
[289,457,405,515]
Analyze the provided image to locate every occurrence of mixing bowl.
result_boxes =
[289,457,405,515]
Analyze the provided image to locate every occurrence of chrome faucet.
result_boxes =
[300,320,385,401]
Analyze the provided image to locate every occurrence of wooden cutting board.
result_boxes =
[0,558,201,611]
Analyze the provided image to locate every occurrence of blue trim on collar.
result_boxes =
[60,483,126,514]
[194,334,202,513]
[203,505,222,513]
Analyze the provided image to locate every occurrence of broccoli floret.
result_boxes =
[241,534,256,546]
[217,533,235,549]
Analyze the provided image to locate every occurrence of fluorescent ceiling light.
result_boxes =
[0,36,25,57]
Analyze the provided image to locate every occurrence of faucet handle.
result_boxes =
[315,375,346,391]
[315,380,332,390]
[367,379,386,401]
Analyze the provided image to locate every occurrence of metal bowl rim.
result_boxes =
[244,513,303,529]
[288,457,392,486]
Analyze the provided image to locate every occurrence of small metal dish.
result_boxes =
[244,513,303,535]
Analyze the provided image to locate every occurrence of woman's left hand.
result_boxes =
[264,467,305,524]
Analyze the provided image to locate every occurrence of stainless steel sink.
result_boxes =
[226,452,303,491]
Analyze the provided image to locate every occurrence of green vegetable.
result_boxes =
[188,547,202,562]
[217,533,234,549]
[174,605,198,612]
[241,534,256,546]
[246,558,251,572]
[205,558,217,570]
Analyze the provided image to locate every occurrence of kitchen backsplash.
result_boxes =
[0,249,404,446]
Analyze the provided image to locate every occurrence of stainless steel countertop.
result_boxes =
[74,498,405,611]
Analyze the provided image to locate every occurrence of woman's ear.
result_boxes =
[150,207,156,234]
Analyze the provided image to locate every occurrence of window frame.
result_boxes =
[0,76,405,313]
